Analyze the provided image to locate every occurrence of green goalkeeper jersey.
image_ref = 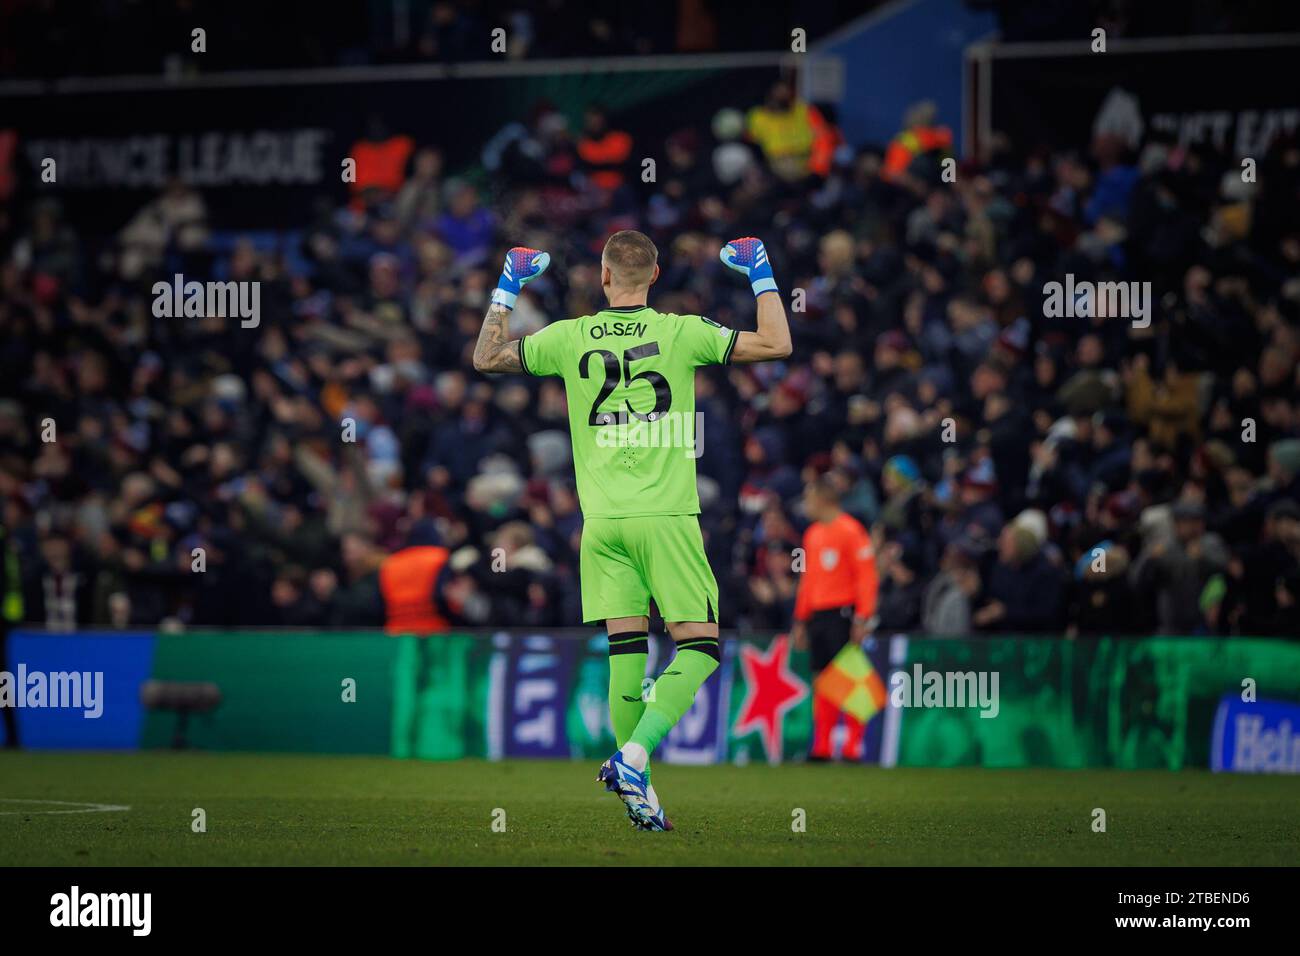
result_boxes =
[520,305,738,519]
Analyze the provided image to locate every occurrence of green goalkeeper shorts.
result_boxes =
[579,515,721,625]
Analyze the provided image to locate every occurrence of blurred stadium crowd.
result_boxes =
[3,66,1300,638]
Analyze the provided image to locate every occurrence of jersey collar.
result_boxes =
[602,305,649,312]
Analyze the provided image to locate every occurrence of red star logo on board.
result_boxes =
[732,635,808,763]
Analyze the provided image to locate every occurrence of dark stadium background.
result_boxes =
[1,0,1299,851]
[4,0,1299,639]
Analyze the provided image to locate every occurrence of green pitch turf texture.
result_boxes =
[2,751,1296,866]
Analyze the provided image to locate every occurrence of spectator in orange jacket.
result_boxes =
[791,475,879,760]
[348,115,415,208]
[577,106,633,192]
[882,100,952,184]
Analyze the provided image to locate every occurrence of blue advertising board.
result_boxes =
[2,631,156,749]
[1211,696,1300,774]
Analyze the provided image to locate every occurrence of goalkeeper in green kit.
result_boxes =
[473,231,791,830]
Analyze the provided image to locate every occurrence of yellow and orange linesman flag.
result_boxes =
[812,642,887,724]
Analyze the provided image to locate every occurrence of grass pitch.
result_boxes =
[2,751,1296,866]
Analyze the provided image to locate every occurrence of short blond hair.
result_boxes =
[602,230,658,287]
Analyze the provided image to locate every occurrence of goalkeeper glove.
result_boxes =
[491,246,551,309]
[719,237,778,297]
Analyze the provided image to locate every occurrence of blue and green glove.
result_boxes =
[491,246,551,309]
[719,237,778,297]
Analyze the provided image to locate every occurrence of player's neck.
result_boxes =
[605,287,649,309]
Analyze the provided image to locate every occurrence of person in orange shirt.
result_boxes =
[881,100,953,184]
[374,526,482,635]
[348,115,414,208]
[577,106,633,192]
[791,476,879,761]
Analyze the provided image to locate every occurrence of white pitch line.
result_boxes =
[0,799,131,816]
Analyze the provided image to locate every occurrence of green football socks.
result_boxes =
[625,638,720,765]
[607,631,649,750]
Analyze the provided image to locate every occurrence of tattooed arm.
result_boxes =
[475,246,551,373]
[472,303,523,373]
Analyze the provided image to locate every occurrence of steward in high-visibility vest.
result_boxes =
[1,523,22,625]
[747,81,823,182]
[577,107,634,191]
[882,101,953,182]
[348,117,414,206]
[1,522,23,747]
[379,545,453,635]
